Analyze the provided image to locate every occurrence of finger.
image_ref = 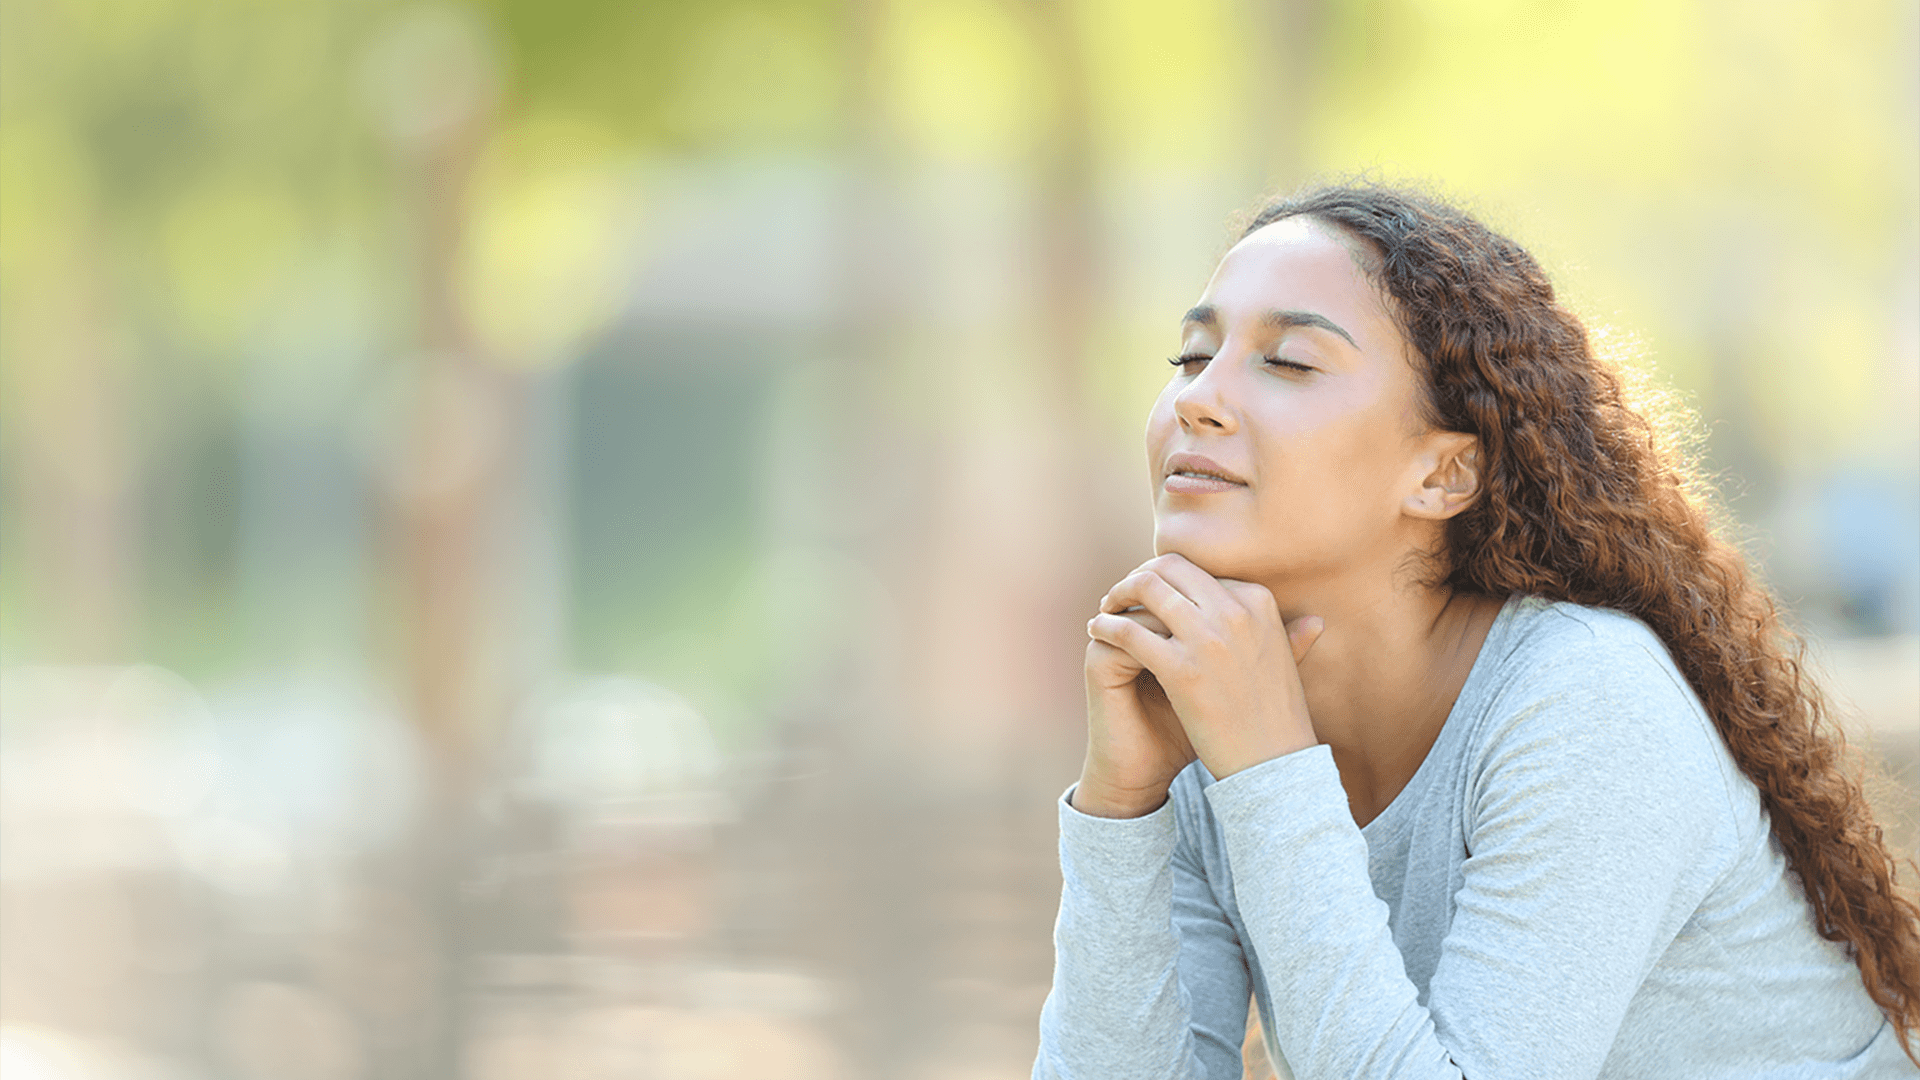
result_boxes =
[1142,552,1238,612]
[1100,571,1205,639]
[1287,615,1326,665]
[1102,569,1192,614]
[1087,610,1180,674]
[1117,609,1171,637]
[1093,604,1173,638]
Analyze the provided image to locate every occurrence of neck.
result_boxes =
[1267,565,1503,825]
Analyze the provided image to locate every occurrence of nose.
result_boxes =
[1172,359,1237,434]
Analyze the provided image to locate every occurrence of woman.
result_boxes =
[1033,183,1920,1079]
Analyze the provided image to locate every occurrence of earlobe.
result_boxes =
[1404,436,1481,520]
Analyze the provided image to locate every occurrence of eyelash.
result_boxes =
[1167,354,1315,374]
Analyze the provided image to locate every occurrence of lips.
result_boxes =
[1162,451,1248,486]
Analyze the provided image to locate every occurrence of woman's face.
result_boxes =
[1146,216,1442,588]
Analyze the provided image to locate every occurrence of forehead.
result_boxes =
[1194,217,1397,345]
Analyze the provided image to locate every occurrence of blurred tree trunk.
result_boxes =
[1,232,136,663]
[368,13,520,1077]
[1013,0,1108,762]
[808,5,917,1072]
[1238,0,1330,196]
[1029,0,1098,430]
[389,103,520,828]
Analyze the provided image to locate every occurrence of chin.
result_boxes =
[1150,525,1262,581]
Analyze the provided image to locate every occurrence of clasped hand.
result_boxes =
[1077,553,1324,818]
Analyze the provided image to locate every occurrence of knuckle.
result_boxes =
[1227,583,1275,618]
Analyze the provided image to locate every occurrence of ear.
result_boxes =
[1402,432,1481,521]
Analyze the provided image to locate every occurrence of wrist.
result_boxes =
[1071,771,1170,819]
[1202,733,1316,780]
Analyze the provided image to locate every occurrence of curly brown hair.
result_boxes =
[1243,182,1920,1059]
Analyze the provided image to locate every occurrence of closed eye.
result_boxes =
[1169,354,1315,375]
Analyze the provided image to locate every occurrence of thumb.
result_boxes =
[1286,615,1325,666]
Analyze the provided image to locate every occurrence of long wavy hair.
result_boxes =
[1244,183,1919,1056]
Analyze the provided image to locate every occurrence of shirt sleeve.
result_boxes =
[1205,647,1737,1080]
[1032,784,1251,1080]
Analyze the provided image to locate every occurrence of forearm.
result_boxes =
[1034,787,1205,1080]
[1207,750,1464,1080]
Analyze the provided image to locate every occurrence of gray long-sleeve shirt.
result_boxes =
[1034,594,1912,1079]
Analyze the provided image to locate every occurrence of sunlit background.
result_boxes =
[1,1,1915,1077]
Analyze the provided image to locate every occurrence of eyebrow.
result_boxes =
[1181,304,1359,350]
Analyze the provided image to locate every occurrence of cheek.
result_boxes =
[1143,388,1179,451]
[1250,406,1400,510]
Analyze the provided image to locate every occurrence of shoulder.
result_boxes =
[1493,596,1681,676]
[1464,597,1751,838]
[1481,597,1704,727]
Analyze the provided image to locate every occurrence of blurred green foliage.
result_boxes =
[1,0,1914,687]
